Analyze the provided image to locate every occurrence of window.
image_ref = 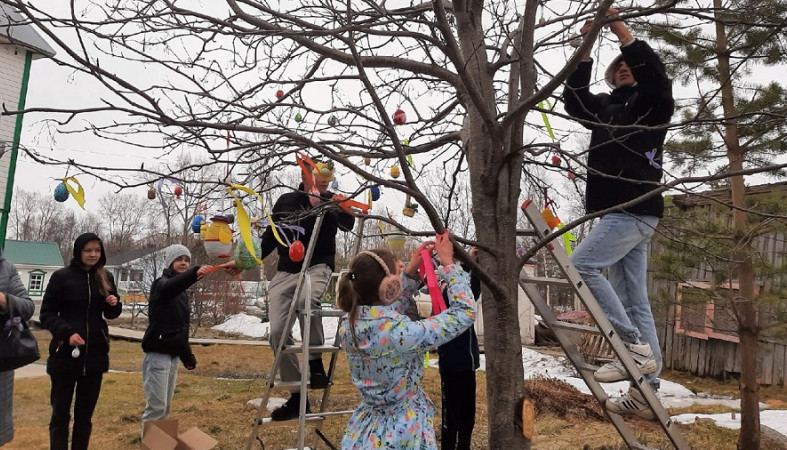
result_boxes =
[674,281,760,343]
[28,271,46,293]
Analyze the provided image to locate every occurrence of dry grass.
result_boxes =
[6,331,786,449]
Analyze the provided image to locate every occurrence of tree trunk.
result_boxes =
[454,0,530,447]
[714,3,760,448]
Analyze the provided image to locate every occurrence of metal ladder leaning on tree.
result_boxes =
[519,200,689,450]
[245,213,366,450]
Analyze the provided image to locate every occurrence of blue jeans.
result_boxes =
[570,213,662,389]
[142,352,179,423]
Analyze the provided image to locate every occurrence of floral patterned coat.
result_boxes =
[338,264,476,449]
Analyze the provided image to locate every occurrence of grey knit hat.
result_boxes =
[164,244,191,269]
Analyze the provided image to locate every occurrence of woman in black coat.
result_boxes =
[40,233,122,450]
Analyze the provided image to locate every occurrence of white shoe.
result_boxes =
[594,342,658,382]
[606,387,657,421]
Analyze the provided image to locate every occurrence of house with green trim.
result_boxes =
[3,239,63,299]
[0,5,56,248]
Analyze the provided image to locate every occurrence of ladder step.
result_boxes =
[297,308,346,317]
[255,415,325,428]
[268,380,331,391]
[283,345,341,354]
[549,320,602,335]
[519,275,571,286]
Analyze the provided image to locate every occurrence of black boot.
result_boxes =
[271,393,310,421]
[309,358,330,389]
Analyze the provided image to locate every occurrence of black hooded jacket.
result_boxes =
[437,270,482,373]
[40,233,122,374]
[563,40,675,217]
[141,266,201,356]
[258,186,355,274]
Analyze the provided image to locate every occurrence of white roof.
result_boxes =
[0,5,56,59]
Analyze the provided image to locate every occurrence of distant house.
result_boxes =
[3,239,63,299]
[105,246,167,299]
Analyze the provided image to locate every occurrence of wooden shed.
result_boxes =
[650,182,787,386]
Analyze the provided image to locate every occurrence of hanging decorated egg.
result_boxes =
[147,187,156,200]
[174,185,183,199]
[191,215,204,233]
[234,239,261,270]
[330,180,339,190]
[276,89,284,99]
[568,172,576,180]
[551,155,561,166]
[364,156,371,165]
[54,183,69,202]
[327,115,338,127]
[289,240,305,262]
[403,138,409,146]
[294,112,303,123]
[370,186,381,201]
[200,215,234,258]
[392,109,406,125]
[392,110,406,125]
[390,165,400,178]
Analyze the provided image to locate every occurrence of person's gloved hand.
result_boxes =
[180,353,197,370]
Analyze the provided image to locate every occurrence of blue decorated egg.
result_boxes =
[370,186,381,201]
[54,183,69,202]
[191,215,204,233]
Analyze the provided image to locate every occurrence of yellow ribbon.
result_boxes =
[377,221,390,246]
[62,177,85,209]
[557,222,577,256]
[227,185,286,265]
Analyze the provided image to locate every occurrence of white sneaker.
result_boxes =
[594,342,658,382]
[605,387,657,421]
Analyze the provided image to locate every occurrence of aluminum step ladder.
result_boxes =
[245,212,358,450]
[519,200,689,450]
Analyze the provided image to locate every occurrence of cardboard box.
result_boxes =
[142,419,218,450]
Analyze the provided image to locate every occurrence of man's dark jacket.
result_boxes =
[40,234,122,374]
[142,267,201,357]
[563,40,675,217]
[259,187,355,273]
[437,270,482,373]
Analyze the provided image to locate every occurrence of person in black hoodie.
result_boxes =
[40,233,122,450]
[141,244,212,426]
[563,8,674,420]
[225,161,355,421]
[437,247,481,450]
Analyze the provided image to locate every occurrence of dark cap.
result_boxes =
[72,232,106,267]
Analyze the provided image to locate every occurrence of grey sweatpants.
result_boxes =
[268,264,332,387]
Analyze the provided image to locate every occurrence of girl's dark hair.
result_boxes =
[337,248,398,346]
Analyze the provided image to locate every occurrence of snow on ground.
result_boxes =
[212,313,340,344]
[215,313,786,438]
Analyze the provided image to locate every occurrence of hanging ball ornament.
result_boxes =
[191,215,204,233]
[276,89,284,99]
[328,115,338,127]
[370,186,381,201]
[392,109,406,125]
[289,240,305,262]
[54,183,70,202]
[174,185,183,199]
[294,112,303,123]
[390,165,400,178]
[551,155,561,166]
[568,172,576,180]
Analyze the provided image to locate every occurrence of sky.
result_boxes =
[213,311,787,440]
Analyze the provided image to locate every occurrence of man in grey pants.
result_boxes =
[230,162,354,421]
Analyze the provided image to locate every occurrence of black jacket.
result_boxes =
[563,40,674,217]
[40,262,122,375]
[259,188,355,273]
[438,270,481,373]
[142,267,201,356]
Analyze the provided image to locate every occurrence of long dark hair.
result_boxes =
[337,248,398,347]
[72,233,112,297]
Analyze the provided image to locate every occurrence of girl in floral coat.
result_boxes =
[337,232,476,449]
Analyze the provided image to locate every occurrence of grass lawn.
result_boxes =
[6,330,787,449]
